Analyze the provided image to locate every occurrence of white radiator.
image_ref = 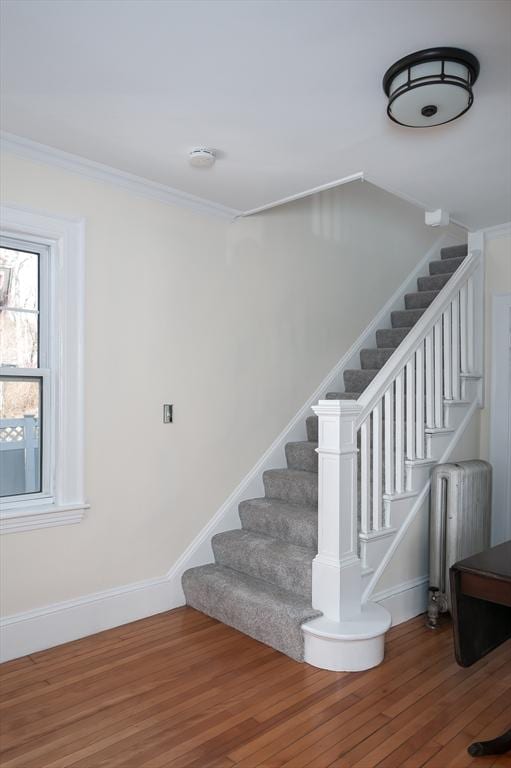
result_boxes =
[427,460,492,627]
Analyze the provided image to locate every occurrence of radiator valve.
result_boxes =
[426,588,448,629]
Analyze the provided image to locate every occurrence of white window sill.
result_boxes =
[0,503,89,534]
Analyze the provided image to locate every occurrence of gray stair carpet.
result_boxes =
[182,242,467,662]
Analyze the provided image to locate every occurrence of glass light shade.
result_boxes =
[389,81,471,127]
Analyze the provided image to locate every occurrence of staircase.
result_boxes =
[183,238,484,668]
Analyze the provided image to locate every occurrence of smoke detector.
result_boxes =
[189,148,216,168]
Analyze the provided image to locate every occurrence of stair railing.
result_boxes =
[312,232,484,622]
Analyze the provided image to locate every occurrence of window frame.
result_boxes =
[1,236,52,503]
[0,205,88,533]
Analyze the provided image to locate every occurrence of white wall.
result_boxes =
[0,151,465,618]
[480,232,511,460]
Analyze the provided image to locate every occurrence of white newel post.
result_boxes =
[311,399,362,621]
[302,399,391,672]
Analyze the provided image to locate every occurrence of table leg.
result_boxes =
[468,728,511,756]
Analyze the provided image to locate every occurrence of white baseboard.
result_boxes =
[0,575,179,662]
[372,576,429,627]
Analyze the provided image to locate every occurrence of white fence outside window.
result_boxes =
[0,416,39,495]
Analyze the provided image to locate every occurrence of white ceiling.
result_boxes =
[1,0,510,228]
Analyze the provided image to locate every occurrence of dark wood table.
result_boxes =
[450,540,511,756]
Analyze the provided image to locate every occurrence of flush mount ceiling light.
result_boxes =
[189,148,216,168]
[383,47,480,128]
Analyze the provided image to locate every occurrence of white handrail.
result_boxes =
[351,249,481,425]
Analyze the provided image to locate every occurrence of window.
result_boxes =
[0,205,87,533]
[1,239,49,500]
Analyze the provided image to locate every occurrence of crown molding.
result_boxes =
[363,173,470,231]
[239,172,364,217]
[0,132,241,220]
[1,132,482,227]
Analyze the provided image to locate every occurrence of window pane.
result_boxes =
[0,248,38,311]
[0,310,38,368]
[0,378,41,496]
[0,247,39,368]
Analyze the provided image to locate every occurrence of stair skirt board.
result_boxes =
[180,239,471,669]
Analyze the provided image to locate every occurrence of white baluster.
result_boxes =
[434,320,443,428]
[467,275,474,373]
[372,402,382,531]
[443,305,452,400]
[395,371,405,493]
[451,293,460,400]
[425,330,434,430]
[460,282,468,374]
[415,344,425,459]
[405,359,415,460]
[384,386,394,497]
[360,417,371,534]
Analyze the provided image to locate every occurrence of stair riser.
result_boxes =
[343,369,378,393]
[417,274,451,292]
[306,415,318,442]
[429,257,464,275]
[212,534,313,598]
[441,244,467,260]
[263,471,318,506]
[285,442,318,473]
[391,309,425,328]
[182,565,320,661]
[376,328,410,348]
[404,291,439,309]
[239,501,317,549]
[360,348,394,370]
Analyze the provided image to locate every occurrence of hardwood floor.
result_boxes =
[1,608,510,767]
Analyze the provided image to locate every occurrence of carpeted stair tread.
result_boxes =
[360,348,394,370]
[391,308,426,328]
[376,327,410,348]
[429,256,464,275]
[417,273,452,292]
[441,244,467,260]
[344,368,378,392]
[405,290,440,309]
[239,497,317,549]
[263,468,318,506]
[182,564,320,661]
[212,529,315,598]
[285,440,318,473]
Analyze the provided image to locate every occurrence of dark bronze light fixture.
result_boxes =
[383,47,480,128]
